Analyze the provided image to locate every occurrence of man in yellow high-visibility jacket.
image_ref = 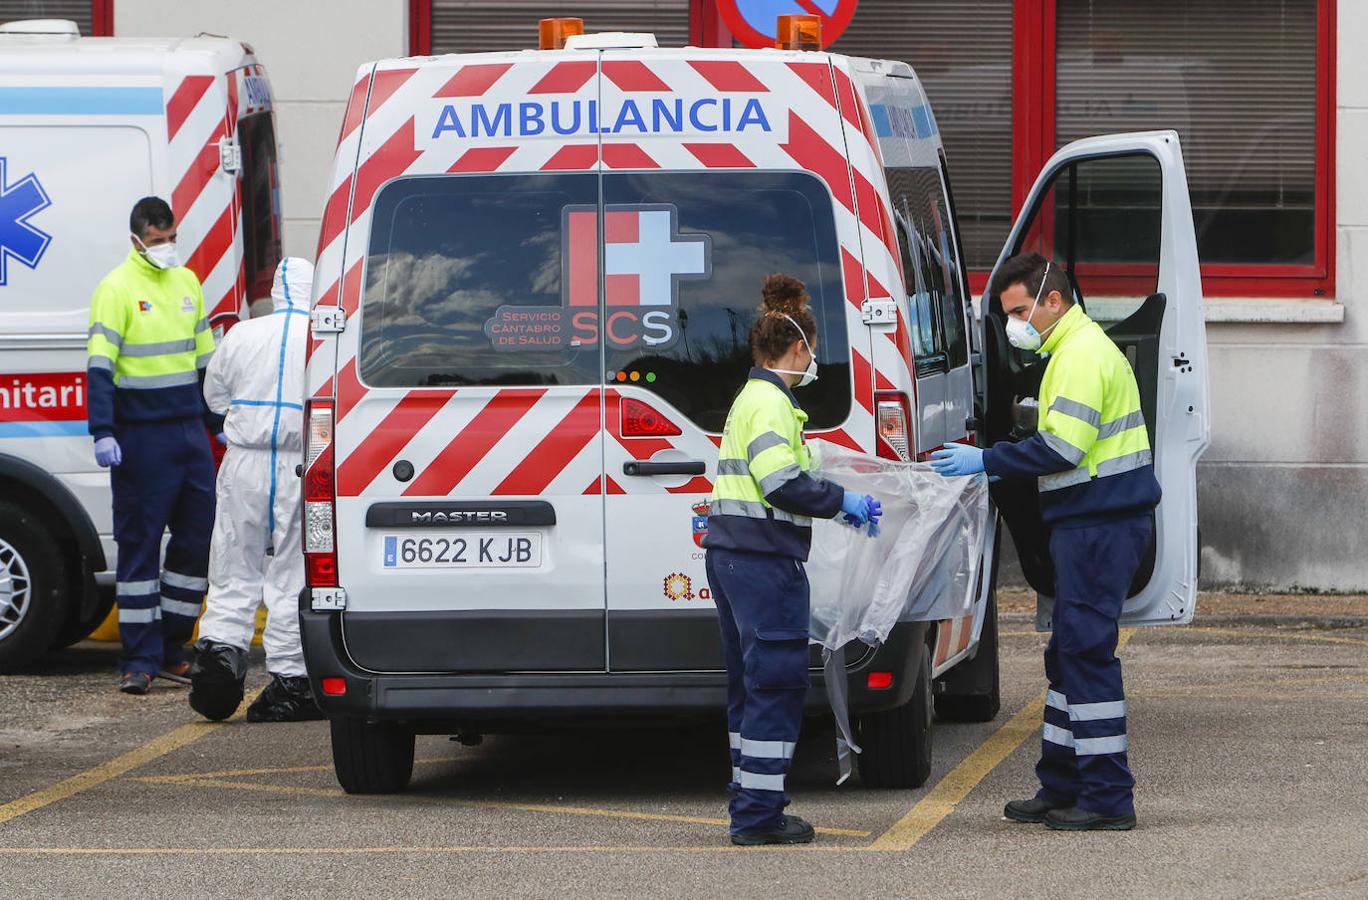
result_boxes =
[87,196,223,695]
[932,252,1160,832]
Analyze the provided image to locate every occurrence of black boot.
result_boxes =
[1004,797,1069,824]
[1045,806,1137,831]
[730,815,816,846]
[188,640,247,721]
[246,674,325,723]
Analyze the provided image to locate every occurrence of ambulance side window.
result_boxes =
[886,166,970,371]
[237,112,282,310]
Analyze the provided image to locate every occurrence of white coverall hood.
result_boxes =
[271,256,314,312]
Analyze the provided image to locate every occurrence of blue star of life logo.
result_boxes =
[0,157,53,286]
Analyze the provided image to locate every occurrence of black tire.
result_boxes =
[330,717,415,794]
[55,582,115,649]
[0,500,69,672]
[934,586,1002,723]
[857,647,933,789]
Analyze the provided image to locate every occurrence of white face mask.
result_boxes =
[134,233,181,270]
[770,314,819,387]
[1005,261,1058,353]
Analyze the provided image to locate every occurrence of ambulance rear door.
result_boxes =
[325,55,609,673]
[596,50,887,671]
[227,62,282,319]
[984,131,1210,627]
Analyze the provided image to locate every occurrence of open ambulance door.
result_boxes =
[981,131,1210,628]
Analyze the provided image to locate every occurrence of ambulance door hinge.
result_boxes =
[311,588,347,611]
[218,137,242,174]
[311,306,346,334]
[861,298,898,328]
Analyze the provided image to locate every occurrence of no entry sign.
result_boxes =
[717,0,859,50]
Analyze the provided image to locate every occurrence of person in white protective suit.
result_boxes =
[188,257,323,723]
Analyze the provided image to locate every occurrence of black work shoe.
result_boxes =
[245,674,325,723]
[730,815,816,846]
[1045,806,1137,831]
[119,671,153,695]
[1004,797,1068,823]
[188,640,247,722]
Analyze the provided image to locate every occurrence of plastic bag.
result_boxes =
[806,439,990,651]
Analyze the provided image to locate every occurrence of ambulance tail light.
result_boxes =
[622,397,682,437]
[776,14,822,51]
[875,392,913,462]
[304,399,338,588]
[539,17,584,50]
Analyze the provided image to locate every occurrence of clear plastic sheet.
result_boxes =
[806,439,991,652]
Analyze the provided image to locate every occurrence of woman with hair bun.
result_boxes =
[703,273,881,846]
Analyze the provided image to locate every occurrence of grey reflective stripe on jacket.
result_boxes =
[1097,410,1146,441]
[1039,449,1154,493]
[1050,396,1101,429]
[757,463,803,496]
[710,497,812,527]
[1041,431,1087,466]
[115,370,201,390]
[746,431,787,462]
[118,337,199,357]
[716,458,749,478]
[88,323,123,348]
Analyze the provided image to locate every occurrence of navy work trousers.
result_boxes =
[1036,512,1154,817]
[111,419,215,675]
[705,547,810,836]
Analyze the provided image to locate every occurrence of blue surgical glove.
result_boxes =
[929,441,985,477]
[94,436,122,468]
[215,432,228,446]
[865,497,883,528]
[840,489,870,527]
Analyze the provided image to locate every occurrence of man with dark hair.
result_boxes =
[930,251,1160,831]
[88,196,224,695]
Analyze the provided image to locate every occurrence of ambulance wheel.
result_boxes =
[0,501,67,673]
[856,648,933,789]
[934,588,1001,723]
[330,717,415,794]
[55,583,115,649]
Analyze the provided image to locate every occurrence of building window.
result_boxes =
[0,0,110,35]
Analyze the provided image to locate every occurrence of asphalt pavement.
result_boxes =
[1,593,1366,899]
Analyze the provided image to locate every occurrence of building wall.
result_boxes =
[113,0,408,264]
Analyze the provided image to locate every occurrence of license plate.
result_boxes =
[382,533,542,569]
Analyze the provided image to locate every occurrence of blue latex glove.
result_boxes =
[840,490,870,527]
[929,442,984,477]
[214,432,228,446]
[94,436,122,468]
[865,497,883,528]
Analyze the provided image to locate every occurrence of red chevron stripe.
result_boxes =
[602,143,659,169]
[687,60,767,93]
[436,63,513,97]
[337,391,454,496]
[338,73,371,144]
[184,205,234,286]
[406,389,545,497]
[449,146,517,172]
[786,62,836,108]
[340,259,365,319]
[494,391,600,495]
[840,247,866,309]
[810,427,861,452]
[166,75,214,141]
[542,144,598,170]
[667,476,713,495]
[530,61,595,95]
[226,73,239,135]
[852,347,873,415]
[781,113,853,216]
[852,166,900,268]
[171,117,229,220]
[312,375,333,399]
[602,60,670,92]
[683,143,755,168]
[316,174,352,257]
[336,358,364,423]
[886,309,917,374]
[364,67,418,119]
[875,370,897,392]
[351,118,422,223]
[832,68,862,133]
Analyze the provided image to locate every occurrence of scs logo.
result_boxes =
[485,204,711,352]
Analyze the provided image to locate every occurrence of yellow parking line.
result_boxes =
[866,629,1137,852]
[131,772,873,838]
[0,845,866,855]
[0,688,263,827]
[1183,626,1368,648]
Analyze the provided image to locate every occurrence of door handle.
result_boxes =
[623,460,706,477]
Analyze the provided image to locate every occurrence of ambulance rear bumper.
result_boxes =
[299,600,929,727]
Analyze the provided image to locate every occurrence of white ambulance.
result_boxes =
[299,21,1209,793]
[0,20,282,669]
